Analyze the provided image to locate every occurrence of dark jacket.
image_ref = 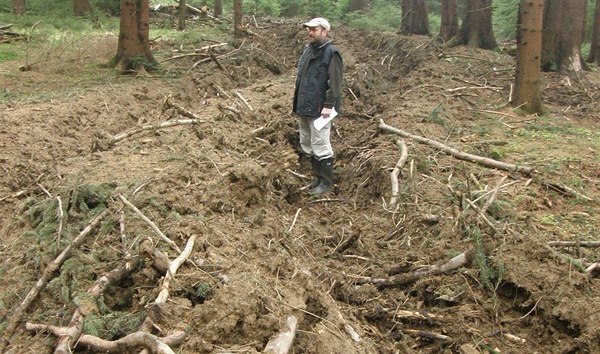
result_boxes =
[293,41,343,118]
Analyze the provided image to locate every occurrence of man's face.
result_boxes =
[306,26,327,43]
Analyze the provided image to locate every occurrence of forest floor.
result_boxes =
[1,16,600,354]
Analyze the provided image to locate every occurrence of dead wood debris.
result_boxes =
[388,139,408,210]
[0,209,109,352]
[263,315,298,354]
[26,323,185,354]
[54,258,142,354]
[354,248,476,288]
[379,119,533,175]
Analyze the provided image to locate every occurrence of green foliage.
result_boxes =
[492,0,519,40]
[424,101,447,127]
[70,183,114,215]
[245,0,282,16]
[342,3,400,32]
[469,227,505,295]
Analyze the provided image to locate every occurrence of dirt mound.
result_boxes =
[1,17,600,354]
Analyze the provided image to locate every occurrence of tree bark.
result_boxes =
[113,0,158,72]
[234,0,243,37]
[541,0,586,72]
[178,0,186,31]
[587,0,600,65]
[214,0,223,17]
[439,0,458,42]
[513,0,543,114]
[73,0,92,16]
[11,0,25,15]
[400,0,429,35]
[447,0,497,50]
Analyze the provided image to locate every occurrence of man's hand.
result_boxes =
[321,107,332,118]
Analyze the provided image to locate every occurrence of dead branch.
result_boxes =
[541,181,593,201]
[263,315,298,354]
[54,258,141,354]
[465,198,501,235]
[547,241,600,247]
[586,262,600,278]
[160,43,227,62]
[379,119,533,175]
[235,90,254,111]
[403,329,451,341]
[481,175,508,214]
[355,248,476,288]
[389,139,408,209]
[118,194,182,254]
[26,323,185,354]
[0,209,109,351]
[141,239,171,274]
[209,50,225,71]
[395,309,444,321]
[107,118,204,147]
[162,98,204,120]
[154,235,197,307]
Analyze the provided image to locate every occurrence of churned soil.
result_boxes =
[1,16,599,354]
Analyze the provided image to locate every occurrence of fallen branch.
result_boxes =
[118,194,182,254]
[465,198,501,235]
[586,262,600,278]
[379,119,533,175]
[26,323,185,354]
[541,181,593,201]
[403,329,451,341]
[54,258,141,354]
[395,309,444,321]
[389,139,408,209]
[548,241,600,247]
[355,248,476,287]
[0,209,110,351]
[154,235,197,307]
[263,315,298,354]
[235,90,254,111]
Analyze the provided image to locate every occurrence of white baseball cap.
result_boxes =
[303,17,331,31]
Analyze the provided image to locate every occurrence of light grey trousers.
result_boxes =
[297,115,333,160]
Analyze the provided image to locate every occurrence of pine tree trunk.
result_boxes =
[587,0,600,65]
[214,0,223,17]
[11,0,25,15]
[113,0,158,73]
[439,0,458,42]
[541,0,586,72]
[447,0,497,50]
[513,0,543,114]
[234,0,243,38]
[178,0,186,31]
[400,0,429,35]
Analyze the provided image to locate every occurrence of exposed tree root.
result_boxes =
[263,315,298,354]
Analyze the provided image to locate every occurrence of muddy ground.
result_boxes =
[1,16,600,354]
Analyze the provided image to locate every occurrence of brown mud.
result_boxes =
[1,17,599,354]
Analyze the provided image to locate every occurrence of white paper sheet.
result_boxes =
[313,107,338,131]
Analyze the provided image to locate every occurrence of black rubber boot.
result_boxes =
[309,158,333,195]
[308,156,321,189]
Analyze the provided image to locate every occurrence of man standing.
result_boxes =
[293,17,343,195]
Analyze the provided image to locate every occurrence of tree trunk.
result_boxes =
[349,0,370,12]
[400,0,429,35]
[447,0,497,50]
[541,0,586,72]
[587,0,600,65]
[439,0,458,42]
[234,0,243,37]
[178,0,186,31]
[73,0,92,16]
[113,0,158,73]
[513,0,543,114]
[11,0,25,15]
[214,0,223,17]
